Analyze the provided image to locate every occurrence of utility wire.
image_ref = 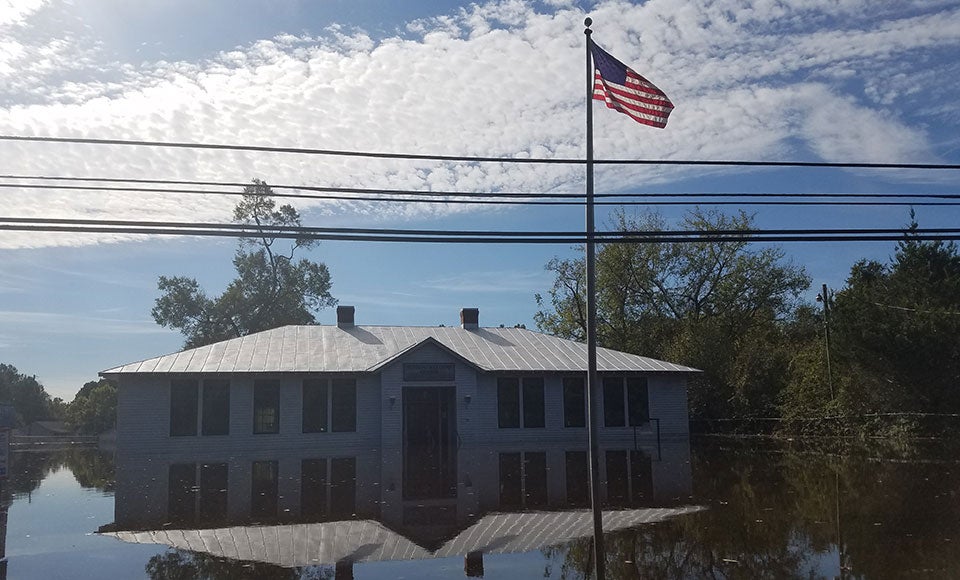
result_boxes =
[2,181,960,207]
[3,135,960,170]
[3,217,960,244]
[5,174,960,200]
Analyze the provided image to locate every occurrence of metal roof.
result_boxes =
[101,325,700,375]
[104,506,705,566]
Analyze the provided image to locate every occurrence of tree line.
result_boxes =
[0,364,116,435]
[536,208,960,437]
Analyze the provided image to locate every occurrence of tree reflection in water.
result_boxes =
[7,448,115,497]
[546,438,960,579]
[145,549,336,580]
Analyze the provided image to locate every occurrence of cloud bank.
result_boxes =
[1,0,958,249]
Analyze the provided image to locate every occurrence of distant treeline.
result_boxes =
[536,209,960,438]
[0,365,116,435]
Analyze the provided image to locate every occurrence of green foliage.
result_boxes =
[536,209,810,421]
[0,363,55,425]
[832,223,960,415]
[153,179,336,348]
[66,379,117,435]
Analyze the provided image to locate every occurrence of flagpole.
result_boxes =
[583,17,606,580]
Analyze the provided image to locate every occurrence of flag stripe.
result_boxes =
[593,78,672,126]
[594,74,673,110]
[590,42,674,128]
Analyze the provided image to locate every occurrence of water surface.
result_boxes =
[3,438,959,578]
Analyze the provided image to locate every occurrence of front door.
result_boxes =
[402,387,457,499]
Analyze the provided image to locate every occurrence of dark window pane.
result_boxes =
[302,379,328,433]
[627,377,649,426]
[167,463,196,525]
[330,457,356,518]
[565,451,589,507]
[498,452,522,510]
[201,380,230,436]
[603,377,625,427]
[198,463,228,525]
[301,458,327,519]
[253,381,280,434]
[606,450,629,504]
[331,379,356,432]
[522,378,545,428]
[170,379,198,437]
[497,378,520,428]
[630,450,654,504]
[563,377,586,428]
[251,460,278,519]
[524,452,548,508]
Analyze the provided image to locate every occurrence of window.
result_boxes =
[329,457,357,517]
[198,462,229,524]
[301,457,357,519]
[251,460,279,519]
[606,450,653,505]
[170,378,231,437]
[565,450,589,507]
[167,462,197,523]
[522,378,545,428]
[603,376,650,427]
[302,378,356,433]
[301,458,328,518]
[167,462,229,526]
[497,378,520,428]
[302,379,328,433]
[563,377,586,428]
[497,377,545,428]
[253,381,280,434]
[170,380,198,436]
[201,379,230,435]
[331,379,357,432]
[627,377,650,426]
[499,451,548,510]
[603,377,625,427]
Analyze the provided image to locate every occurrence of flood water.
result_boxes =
[2,437,960,579]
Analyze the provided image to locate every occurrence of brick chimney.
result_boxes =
[337,305,355,328]
[460,308,479,329]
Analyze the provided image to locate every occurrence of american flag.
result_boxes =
[591,43,674,128]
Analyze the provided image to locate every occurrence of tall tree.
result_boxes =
[152,179,336,348]
[535,209,810,420]
[66,379,117,435]
[830,216,960,418]
[0,363,54,425]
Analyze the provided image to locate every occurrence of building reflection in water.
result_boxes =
[101,436,700,578]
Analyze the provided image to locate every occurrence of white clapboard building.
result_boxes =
[101,307,701,574]
[102,306,697,459]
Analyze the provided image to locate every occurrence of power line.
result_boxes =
[3,217,960,244]
[5,173,960,200]
[3,180,960,207]
[3,135,960,170]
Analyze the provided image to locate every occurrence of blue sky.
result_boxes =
[2,0,959,399]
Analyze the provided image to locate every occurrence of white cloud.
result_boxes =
[0,0,48,27]
[0,0,957,249]
[0,310,167,336]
